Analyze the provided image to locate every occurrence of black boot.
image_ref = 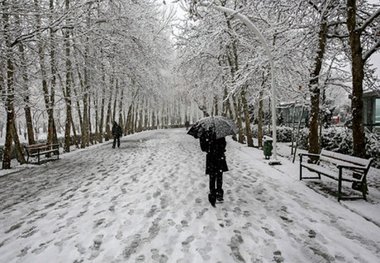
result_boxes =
[216,189,224,202]
[208,192,216,207]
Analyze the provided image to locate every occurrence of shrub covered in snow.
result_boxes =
[366,132,380,168]
[251,125,294,143]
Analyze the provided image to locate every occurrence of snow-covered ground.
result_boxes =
[0,128,379,263]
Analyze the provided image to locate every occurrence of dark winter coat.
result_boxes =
[200,132,228,175]
[112,122,123,138]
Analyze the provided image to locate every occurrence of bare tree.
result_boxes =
[346,0,380,157]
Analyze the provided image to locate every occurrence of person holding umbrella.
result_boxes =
[188,116,237,206]
[200,128,228,206]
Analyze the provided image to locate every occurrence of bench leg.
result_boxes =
[338,169,342,202]
[362,177,367,201]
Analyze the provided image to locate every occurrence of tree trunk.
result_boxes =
[73,69,83,132]
[223,88,233,118]
[308,16,328,154]
[12,122,26,164]
[152,109,156,129]
[94,91,100,142]
[81,68,89,148]
[105,84,113,141]
[2,1,26,167]
[70,117,79,148]
[241,86,253,147]
[88,94,93,145]
[63,0,72,152]
[138,102,143,132]
[236,96,244,143]
[135,103,140,132]
[144,98,149,129]
[80,9,91,148]
[34,0,56,145]
[119,89,124,129]
[99,84,106,142]
[48,0,58,145]
[126,104,133,134]
[2,39,15,168]
[112,79,118,123]
[347,0,366,157]
[213,95,219,116]
[258,87,264,148]
[219,57,232,118]
[16,15,35,145]
[131,104,136,134]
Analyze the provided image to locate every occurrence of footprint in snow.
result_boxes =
[93,218,105,228]
[262,226,275,237]
[135,254,145,262]
[229,231,245,262]
[196,208,208,219]
[87,234,103,260]
[123,234,141,260]
[308,229,317,238]
[273,250,284,263]
[196,242,212,261]
[242,222,252,229]
[146,205,158,218]
[279,215,293,223]
[151,248,169,262]
[160,195,169,209]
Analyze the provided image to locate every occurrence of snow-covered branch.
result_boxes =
[363,39,380,62]
[356,8,380,33]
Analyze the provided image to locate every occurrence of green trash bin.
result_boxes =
[263,136,273,159]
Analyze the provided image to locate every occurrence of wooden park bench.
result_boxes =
[299,149,373,201]
[24,143,60,165]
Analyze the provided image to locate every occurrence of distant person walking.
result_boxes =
[112,121,123,148]
[185,120,190,130]
[200,129,228,206]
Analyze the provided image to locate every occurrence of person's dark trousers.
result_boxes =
[112,136,120,148]
[209,171,223,197]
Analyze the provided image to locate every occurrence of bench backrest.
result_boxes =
[320,149,372,168]
[25,143,47,149]
[24,143,59,155]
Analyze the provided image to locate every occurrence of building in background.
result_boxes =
[363,90,380,132]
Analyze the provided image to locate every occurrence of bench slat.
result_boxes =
[301,163,338,179]
[319,156,368,170]
[320,149,371,167]
[301,163,363,182]
[37,149,58,155]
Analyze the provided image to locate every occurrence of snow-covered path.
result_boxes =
[0,129,379,263]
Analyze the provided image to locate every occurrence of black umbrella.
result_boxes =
[187,116,238,139]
